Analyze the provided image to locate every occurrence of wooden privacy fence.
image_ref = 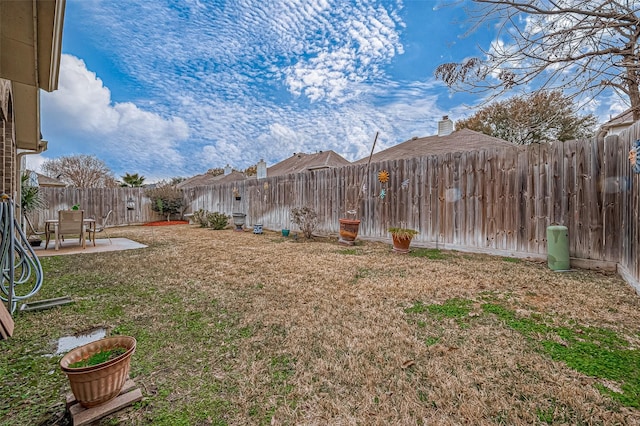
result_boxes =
[184,132,634,264]
[32,187,158,227]
[33,123,640,290]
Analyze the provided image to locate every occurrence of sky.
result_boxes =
[28,0,628,183]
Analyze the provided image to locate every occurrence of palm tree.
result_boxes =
[121,173,145,187]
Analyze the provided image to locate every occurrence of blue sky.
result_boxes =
[30,0,626,182]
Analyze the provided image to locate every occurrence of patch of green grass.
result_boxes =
[103,303,124,319]
[502,256,520,263]
[428,298,473,319]
[424,336,440,346]
[536,404,555,424]
[406,298,640,409]
[405,298,472,320]
[404,300,429,314]
[482,303,550,336]
[483,303,640,408]
[405,299,474,331]
[270,354,295,388]
[150,410,198,426]
[351,267,374,284]
[409,248,447,259]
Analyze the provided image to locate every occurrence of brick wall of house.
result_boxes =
[0,79,15,196]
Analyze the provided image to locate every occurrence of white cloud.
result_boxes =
[282,5,404,102]
[39,2,467,179]
[41,54,190,178]
[24,154,47,174]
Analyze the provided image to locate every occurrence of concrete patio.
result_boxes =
[32,238,147,257]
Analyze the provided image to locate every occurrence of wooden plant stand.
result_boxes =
[66,378,142,426]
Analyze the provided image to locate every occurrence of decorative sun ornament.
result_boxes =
[630,139,640,174]
[378,170,390,183]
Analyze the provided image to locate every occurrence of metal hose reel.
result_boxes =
[0,195,43,314]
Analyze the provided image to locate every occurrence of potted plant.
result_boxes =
[339,132,379,245]
[60,336,136,408]
[281,212,291,237]
[233,187,241,201]
[388,227,418,253]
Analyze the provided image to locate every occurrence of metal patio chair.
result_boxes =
[87,210,112,245]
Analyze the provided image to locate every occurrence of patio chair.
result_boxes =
[87,210,112,245]
[46,210,86,250]
[24,214,45,239]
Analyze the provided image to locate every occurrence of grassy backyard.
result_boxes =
[1,224,640,425]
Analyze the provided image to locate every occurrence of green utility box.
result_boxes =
[546,225,570,271]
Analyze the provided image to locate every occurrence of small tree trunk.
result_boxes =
[625,48,640,121]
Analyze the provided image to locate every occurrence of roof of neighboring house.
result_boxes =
[177,170,247,189]
[354,128,513,164]
[29,171,65,187]
[178,151,350,188]
[267,150,351,177]
[600,108,636,130]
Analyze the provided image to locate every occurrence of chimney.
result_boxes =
[437,115,453,136]
[257,159,267,179]
[224,164,232,175]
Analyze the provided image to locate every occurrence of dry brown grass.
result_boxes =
[3,224,640,425]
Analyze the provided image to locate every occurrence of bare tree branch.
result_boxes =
[41,154,119,188]
[435,0,640,119]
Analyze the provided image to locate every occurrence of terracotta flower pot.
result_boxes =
[60,336,136,408]
[391,234,413,254]
[338,218,361,245]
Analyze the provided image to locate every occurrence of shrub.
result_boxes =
[145,182,184,221]
[20,173,46,214]
[206,212,229,230]
[290,206,318,239]
[192,209,208,227]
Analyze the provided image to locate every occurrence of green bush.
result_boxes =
[20,173,46,214]
[192,209,208,227]
[145,182,184,221]
[190,209,229,229]
[206,212,229,230]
